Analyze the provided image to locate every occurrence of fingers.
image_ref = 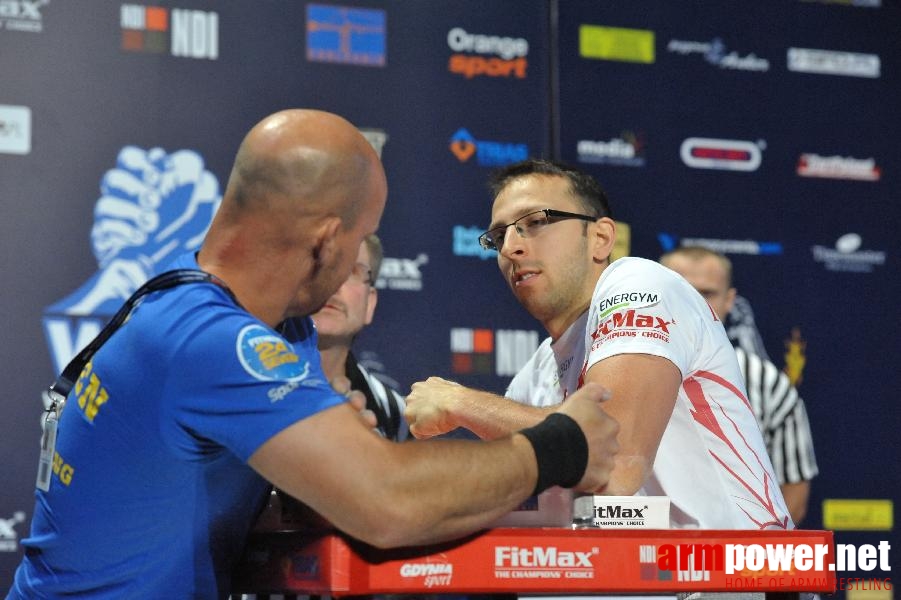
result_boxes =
[330,375,352,397]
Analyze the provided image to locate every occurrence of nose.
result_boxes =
[499,223,526,259]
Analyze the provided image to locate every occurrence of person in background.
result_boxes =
[659,245,819,524]
[7,113,620,599]
[404,158,791,530]
[311,234,408,441]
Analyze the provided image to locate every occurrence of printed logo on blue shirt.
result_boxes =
[237,325,309,382]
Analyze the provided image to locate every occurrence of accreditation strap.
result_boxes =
[50,269,234,399]
[36,268,236,492]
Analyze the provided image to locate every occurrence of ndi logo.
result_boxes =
[120,4,219,59]
[451,328,539,376]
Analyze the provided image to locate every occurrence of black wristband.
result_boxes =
[519,412,589,496]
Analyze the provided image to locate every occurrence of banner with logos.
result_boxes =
[0,0,897,593]
[555,1,899,593]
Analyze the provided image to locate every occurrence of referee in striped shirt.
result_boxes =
[661,246,819,525]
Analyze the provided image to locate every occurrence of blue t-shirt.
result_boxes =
[9,254,344,599]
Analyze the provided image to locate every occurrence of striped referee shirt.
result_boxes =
[734,347,819,485]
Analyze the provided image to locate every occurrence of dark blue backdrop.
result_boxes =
[1,0,897,591]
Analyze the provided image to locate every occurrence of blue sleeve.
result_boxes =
[162,306,344,461]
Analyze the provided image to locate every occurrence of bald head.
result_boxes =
[224,109,385,225]
[660,246,736,319]
[198,109,387,326]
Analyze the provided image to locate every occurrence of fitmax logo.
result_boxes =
[593,505,646,518]
[496,546,595,568]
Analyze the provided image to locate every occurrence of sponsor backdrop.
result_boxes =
[1,0,897,592]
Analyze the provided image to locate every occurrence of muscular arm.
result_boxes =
[250,382,618,549]
[404,377,553,440]
[582,353,681,496]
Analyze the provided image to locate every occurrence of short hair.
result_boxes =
[659,245,733,287]
[487,158,612,219]
[363,233,384,281]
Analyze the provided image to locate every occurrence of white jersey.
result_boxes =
[507,257,791,530]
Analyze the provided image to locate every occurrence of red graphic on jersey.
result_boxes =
[684,371,789,530]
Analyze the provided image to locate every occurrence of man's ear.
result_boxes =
[592,217,617,263]
[311,216,342,266]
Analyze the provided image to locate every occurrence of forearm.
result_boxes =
[453,389,554,440]
[251,405,540,548]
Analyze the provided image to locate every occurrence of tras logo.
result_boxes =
[42,146,221,380]
[120,4,219,59]
[449,128,528,167]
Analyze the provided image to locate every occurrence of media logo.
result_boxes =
[667,38,770,72]
[0,0,47,33]
[579,24,655,63]
[449,128,528,167]
[447,27,529,79]
[811,233,885,273]
[680,137,764,172]
[306,4,385,67]
[42,146,221,376]
[451,328,539,376]
[120,4,219,59]
[787,47,880,78]
[577,132,646,167]
[375,253,428,291]
[658,233,783,256]
[359,128,388,158]
[0,104,31,155]
[0,511,26,552]
[797,153,880,181]
[453,225,495,260]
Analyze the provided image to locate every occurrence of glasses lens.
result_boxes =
[479,231,496,251]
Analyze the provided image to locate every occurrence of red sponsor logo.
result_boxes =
[592,309,674,346]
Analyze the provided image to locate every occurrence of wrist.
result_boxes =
[519,413,588,495]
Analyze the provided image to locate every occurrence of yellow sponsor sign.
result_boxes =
[846,582,892,600]
[823,499,893,531]
[579,25,655,64]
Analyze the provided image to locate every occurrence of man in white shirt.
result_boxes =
[405,159,791,530]
[660,245,818,524]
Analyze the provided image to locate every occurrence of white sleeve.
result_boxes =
[585,259,703,377]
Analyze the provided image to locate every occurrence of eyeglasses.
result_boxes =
[478,209,598,252]
[348,262,373,286]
